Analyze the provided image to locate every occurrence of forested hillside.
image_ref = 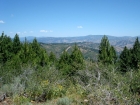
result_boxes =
[41,42,99,61]
[0,32,140,105]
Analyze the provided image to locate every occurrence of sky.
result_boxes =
[0,0,140,37]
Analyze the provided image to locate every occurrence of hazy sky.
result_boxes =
[0,0,140,37]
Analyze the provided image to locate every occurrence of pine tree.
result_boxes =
[13,34,21,54]
[0,32,13,63]
[49,51,57,64]
[98,35,117,65]
[58,50,71,75]
[109,46,117,64]
[119,46,132,72]
[131,37,140,69]
[58,44,85,76]
[31,38,40,55]
[31,38,49,66]
[39,48,49,66]
[98,35,110,64]
[20,38,31,64]
[69,44,84,71]
[31,38,41,64]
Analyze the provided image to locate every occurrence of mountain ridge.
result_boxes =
[20,35,139,49]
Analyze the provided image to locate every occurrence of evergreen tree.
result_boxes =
[7,51,22,69]
[13,34,21,54]
[31,38,50,66]
[0,32,13,63]
[39,48,49,66]
[31,38,40,55]
[49,51,57,64]
[119,46,132,72]
[58,44,85,76]
[20,38,31,64]
[131,37,140,69]
[98,35,117,65]
[31,38,41,64]
[58,50,71,75]
[109,46,117,64]
[69,44,84,71]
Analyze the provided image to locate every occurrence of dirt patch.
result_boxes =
[0,97,12,105]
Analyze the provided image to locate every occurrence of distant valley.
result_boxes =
[21,35,139,50]
[33,35,139,61]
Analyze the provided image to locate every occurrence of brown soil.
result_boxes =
[0,97,12,105]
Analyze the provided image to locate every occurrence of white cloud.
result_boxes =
[40,30,53,33]
[77,26,83,28]
[0,20,5,23]
[40,30,48,33]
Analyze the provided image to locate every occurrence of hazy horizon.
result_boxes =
[1,0,140,37]
[15,34,140,38]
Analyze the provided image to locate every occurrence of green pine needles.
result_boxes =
[98,35,117,65]
[58,44,85,76]
[119,37,140,72]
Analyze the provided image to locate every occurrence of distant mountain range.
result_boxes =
[19,35,140,59]
[20,35,139,49]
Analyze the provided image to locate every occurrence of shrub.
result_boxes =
[57,97,71,105]
[13,94,30,105]
[130,70,140,94]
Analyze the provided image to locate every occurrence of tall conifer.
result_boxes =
[58,50,71,75]
[70,44,84,70]
[49,51,57,64]
[119,46,132,72]
[98,35,117,65]
[0,32,13,63]
[131,37,140,69]
[13,34,21,54]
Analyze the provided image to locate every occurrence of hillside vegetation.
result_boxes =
[0,32,140,105]
[41,42,99,61]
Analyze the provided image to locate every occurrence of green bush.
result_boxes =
[57,97,72,105]
[13,94,30,105]
[130,70,140,94]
